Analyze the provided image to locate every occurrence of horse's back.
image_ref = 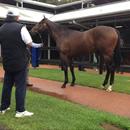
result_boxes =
[89,26,117,40]
[59,26,118,60]
[87,26,118,53]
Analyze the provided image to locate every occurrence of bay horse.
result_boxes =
[31,17,121,92]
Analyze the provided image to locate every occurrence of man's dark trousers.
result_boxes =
[1,67,27,112]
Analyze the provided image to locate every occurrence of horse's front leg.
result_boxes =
[61,64,68,88]
[60,53,70,88]
[69,62,76,86]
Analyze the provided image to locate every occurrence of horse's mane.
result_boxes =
[46,19,77,36]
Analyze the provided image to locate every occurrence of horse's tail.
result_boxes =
[113,30,123,69]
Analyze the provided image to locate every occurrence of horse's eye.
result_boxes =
[43,23,46,27]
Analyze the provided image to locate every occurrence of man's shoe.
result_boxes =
[0,107,10,114]
[15,111,34,118]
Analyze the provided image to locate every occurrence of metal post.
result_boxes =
[81,0,84,9]
[21,1,23,8]
[15,0,23,7]
[48,34,51,60]
[16,2,19,7]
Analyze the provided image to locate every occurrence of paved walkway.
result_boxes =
[0,65,130,118]
[29,77,130,118]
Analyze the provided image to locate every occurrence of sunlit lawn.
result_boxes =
[29,68,130,94]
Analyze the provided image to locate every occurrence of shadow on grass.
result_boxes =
[0,125,10,130]
[102,123,123,130]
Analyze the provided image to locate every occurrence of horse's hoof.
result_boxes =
[61,85,66,88]
[70,83,75,86]
[106,85,112,92]
[106,88,112,92]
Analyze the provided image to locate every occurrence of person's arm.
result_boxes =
[21,26,43,48]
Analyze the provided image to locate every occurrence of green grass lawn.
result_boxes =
[0,86,130,130]
[29,68,130,94]
[0,67,130,130]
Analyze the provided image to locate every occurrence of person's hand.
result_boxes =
[40,43,43,47]
[31,42,43,48]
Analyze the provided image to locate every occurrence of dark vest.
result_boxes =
[0,21,30,72]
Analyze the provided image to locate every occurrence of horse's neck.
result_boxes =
[47,20,64,42]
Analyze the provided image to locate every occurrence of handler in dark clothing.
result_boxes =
[0,10,42,118]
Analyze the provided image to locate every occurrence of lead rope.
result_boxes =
[37,32,44,61]
[37,32,44,44]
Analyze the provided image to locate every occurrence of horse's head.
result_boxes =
[31,16,48,33]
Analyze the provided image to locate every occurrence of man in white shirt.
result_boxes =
[21,25,43,48]
[0,10,42,118]
[21,17,43,87]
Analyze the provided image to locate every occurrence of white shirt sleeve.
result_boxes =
[21,26,33,44]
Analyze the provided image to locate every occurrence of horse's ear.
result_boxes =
[43,15,46,20]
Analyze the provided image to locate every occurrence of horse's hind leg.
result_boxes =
[106,66,115,92]
[99,55,104,74]
[69,63,76,86]
[101,65,110,89]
